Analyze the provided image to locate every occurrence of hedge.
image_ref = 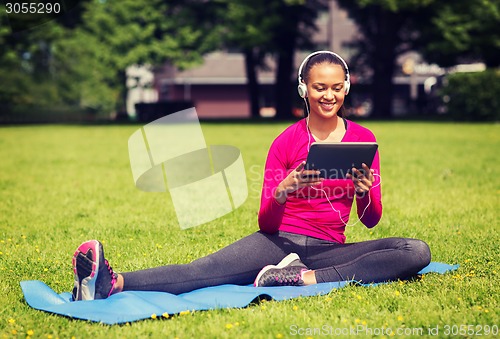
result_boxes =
[441,69,500,121]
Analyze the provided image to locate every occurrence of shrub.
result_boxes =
[441,69,500,121]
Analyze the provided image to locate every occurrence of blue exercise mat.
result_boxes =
[20,262,458,325]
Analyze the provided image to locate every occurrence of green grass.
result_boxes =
[0,121,499,338]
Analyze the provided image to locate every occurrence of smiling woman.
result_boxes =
[299,52,348,142]
[70,51,430,302]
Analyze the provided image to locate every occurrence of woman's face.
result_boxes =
[306,63,346,119]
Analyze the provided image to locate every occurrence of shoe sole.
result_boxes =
[72,240,101,301]
[254,253,300,287]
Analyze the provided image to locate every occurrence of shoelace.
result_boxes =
[275,272,302,285]
[104,259,118,297]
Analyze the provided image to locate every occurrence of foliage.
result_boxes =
[221,0,326,119]
[336,0,500,118]
[0,0,223,117]
[441,70,500,121]
[0,1,91,113]
[52,0,223,113]
[0,122,499,337]
[418,0,500,67]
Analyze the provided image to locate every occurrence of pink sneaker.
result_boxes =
[72,240,117,301]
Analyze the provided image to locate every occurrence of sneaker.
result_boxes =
[72,240,117,301]
[254,253,309,287]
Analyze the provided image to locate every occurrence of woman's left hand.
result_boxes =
[346,163,374,197]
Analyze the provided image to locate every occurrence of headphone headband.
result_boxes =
[297,50,350,97]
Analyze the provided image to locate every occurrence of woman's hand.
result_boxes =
[274,161,323,204]
[347,163,374,197]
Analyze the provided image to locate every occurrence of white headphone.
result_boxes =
[297,50,351,98]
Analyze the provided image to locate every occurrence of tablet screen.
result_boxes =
[304,142,378,179]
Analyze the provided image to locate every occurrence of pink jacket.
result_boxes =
[258,119,382,243]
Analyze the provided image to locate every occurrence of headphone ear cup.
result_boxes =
[344,80,350,95]
[297,83,308,98]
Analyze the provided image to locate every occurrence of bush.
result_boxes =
[441,69,500,121]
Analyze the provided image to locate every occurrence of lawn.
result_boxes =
[0,121,498,338]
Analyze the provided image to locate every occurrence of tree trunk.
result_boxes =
[369,9,401,119]
[273,8,299,120]
[243,48,261,119]
[117,69,128,115]
[274,48,295,120]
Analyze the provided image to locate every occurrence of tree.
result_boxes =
[0,0,224,117]
[222,0,275,118]
[417,0,500,68]
[57,0,223,114]
[222,0,326,119]
[336,0,439,118]
[271,0,327,120]
[0,0,93,112]
[336,0,499,118]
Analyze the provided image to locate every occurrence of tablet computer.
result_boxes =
[305,142,378,179]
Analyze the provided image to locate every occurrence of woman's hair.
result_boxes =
[301,53,348,117]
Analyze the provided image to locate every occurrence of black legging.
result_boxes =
[121,231,431,295]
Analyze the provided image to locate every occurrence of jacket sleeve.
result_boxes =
[356,147,382,228]
[257,140,289,233]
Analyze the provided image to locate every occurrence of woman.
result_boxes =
[72,51,431,301]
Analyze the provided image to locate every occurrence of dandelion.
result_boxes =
[156,244,162,249]
[162,312,170,318]
[394,291,400,296]
[179,310,190,316]
[276,334,283,338]
[151,313,157,319]
[225,323,233,329]
[397,315,404,322]
[27,330,34,336]
[234,322,240,326]
[8,318,15,324]
[356,295,362,300]
[292,305,299,311]
[11,330,17,335]
[47,335,53,339]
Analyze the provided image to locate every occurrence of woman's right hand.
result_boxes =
[274,161,323,204]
